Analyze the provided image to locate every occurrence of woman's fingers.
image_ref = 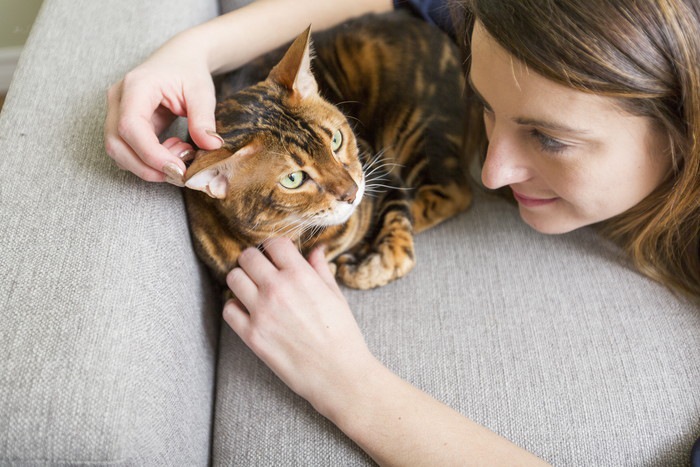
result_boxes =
[255,239,342,297]
[226,267,259,308]
[105,79,175,181]
[223,298,252,338]
[183,79,222,150]
[152,105,179,136]
[162,137,194,160]
[262,237,306,270]
[105,101,166,181]
[237,247,281,287]
[104,62,220,183]
[308,246,343,296]
[117,83,187,177]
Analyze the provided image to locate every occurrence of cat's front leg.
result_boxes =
[184,190,244,284]
[336,204,415,290]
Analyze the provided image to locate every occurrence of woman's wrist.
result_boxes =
[309,351,389,433]
[143,26,212,75]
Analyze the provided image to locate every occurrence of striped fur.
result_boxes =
[184,11,471,289]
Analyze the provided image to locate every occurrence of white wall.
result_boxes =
[0,0,44,92]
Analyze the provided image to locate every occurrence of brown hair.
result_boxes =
[453,0,700,300]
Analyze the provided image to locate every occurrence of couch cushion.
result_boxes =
[0,0,220,464]
[212,189,700,466]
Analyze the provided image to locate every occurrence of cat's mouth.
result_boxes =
[315,177,365,227]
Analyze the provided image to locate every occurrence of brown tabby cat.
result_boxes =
[183,11,471,290]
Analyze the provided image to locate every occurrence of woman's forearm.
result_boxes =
[180,0,393,75]
[321,355,551,467]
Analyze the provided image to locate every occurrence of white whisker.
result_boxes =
[366,183,414,191]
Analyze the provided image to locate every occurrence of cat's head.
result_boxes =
[185,27,365,237]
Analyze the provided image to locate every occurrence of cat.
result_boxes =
[183,10,471,290]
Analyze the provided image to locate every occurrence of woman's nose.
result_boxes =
[481,128,533,189]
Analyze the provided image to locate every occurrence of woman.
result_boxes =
[104,0,700,464]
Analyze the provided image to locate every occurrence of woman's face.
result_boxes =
[470,22,672,234]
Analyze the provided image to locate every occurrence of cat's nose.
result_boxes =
[338,183,358,204]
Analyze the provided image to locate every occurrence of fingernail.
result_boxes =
[163,162,185,186]
[165,176,185,187]
[178,149,195,163]
[205,129,225,147]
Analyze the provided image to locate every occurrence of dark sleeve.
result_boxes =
[393,0,455,38]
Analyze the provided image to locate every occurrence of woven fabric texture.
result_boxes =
[0,0,220,465]
[0,0,698,465]
[212,190,700,466]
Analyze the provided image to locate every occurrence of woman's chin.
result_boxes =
[519,210,586,235]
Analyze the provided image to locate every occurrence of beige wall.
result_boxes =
[0,0,44,48]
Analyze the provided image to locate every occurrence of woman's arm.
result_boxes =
[223,239,550,467]
[202,0,394,74]
[323,358,549,467]
[104,0,392,184]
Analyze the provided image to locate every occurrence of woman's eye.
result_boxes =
[331,129,343,152]
[280,171,306,189]
[530,129,569,154]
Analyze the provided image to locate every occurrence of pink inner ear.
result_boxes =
[184,141,261,199]
[209,174,229,199]
[185,167,228,199]
[268,26,318,99]
[185,167,229,199]
[294,50,317,99]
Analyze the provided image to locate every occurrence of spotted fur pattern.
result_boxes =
[184,11,471,289]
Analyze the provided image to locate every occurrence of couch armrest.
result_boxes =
[0,0,220,464]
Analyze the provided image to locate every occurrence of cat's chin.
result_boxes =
[316,178,365,227]
[317,205,357,227]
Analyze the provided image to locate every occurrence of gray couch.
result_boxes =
[1,0,698,465]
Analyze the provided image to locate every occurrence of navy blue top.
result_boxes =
[393,0,455,37]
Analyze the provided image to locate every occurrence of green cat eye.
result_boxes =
[331,129,343,152]
[280,171,306,189]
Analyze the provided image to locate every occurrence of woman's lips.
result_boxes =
[511,189,558,207]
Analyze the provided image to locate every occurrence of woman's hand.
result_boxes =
[104,31,223,185]
[222,239,550,467]
[223,238,376,415]
[103,0,394,185]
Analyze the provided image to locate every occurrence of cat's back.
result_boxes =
[313,9,460,87]
[310,10,465,150]
[219,10,461,102]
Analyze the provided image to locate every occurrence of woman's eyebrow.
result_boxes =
[468,74,591,135]
[515,116,591,135]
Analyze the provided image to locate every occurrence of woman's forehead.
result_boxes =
[470,22,638,137]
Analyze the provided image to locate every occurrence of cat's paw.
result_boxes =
[336,242,415,289]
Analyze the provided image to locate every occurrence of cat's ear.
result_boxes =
[185,143,260,199]
[268,26,318,100]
